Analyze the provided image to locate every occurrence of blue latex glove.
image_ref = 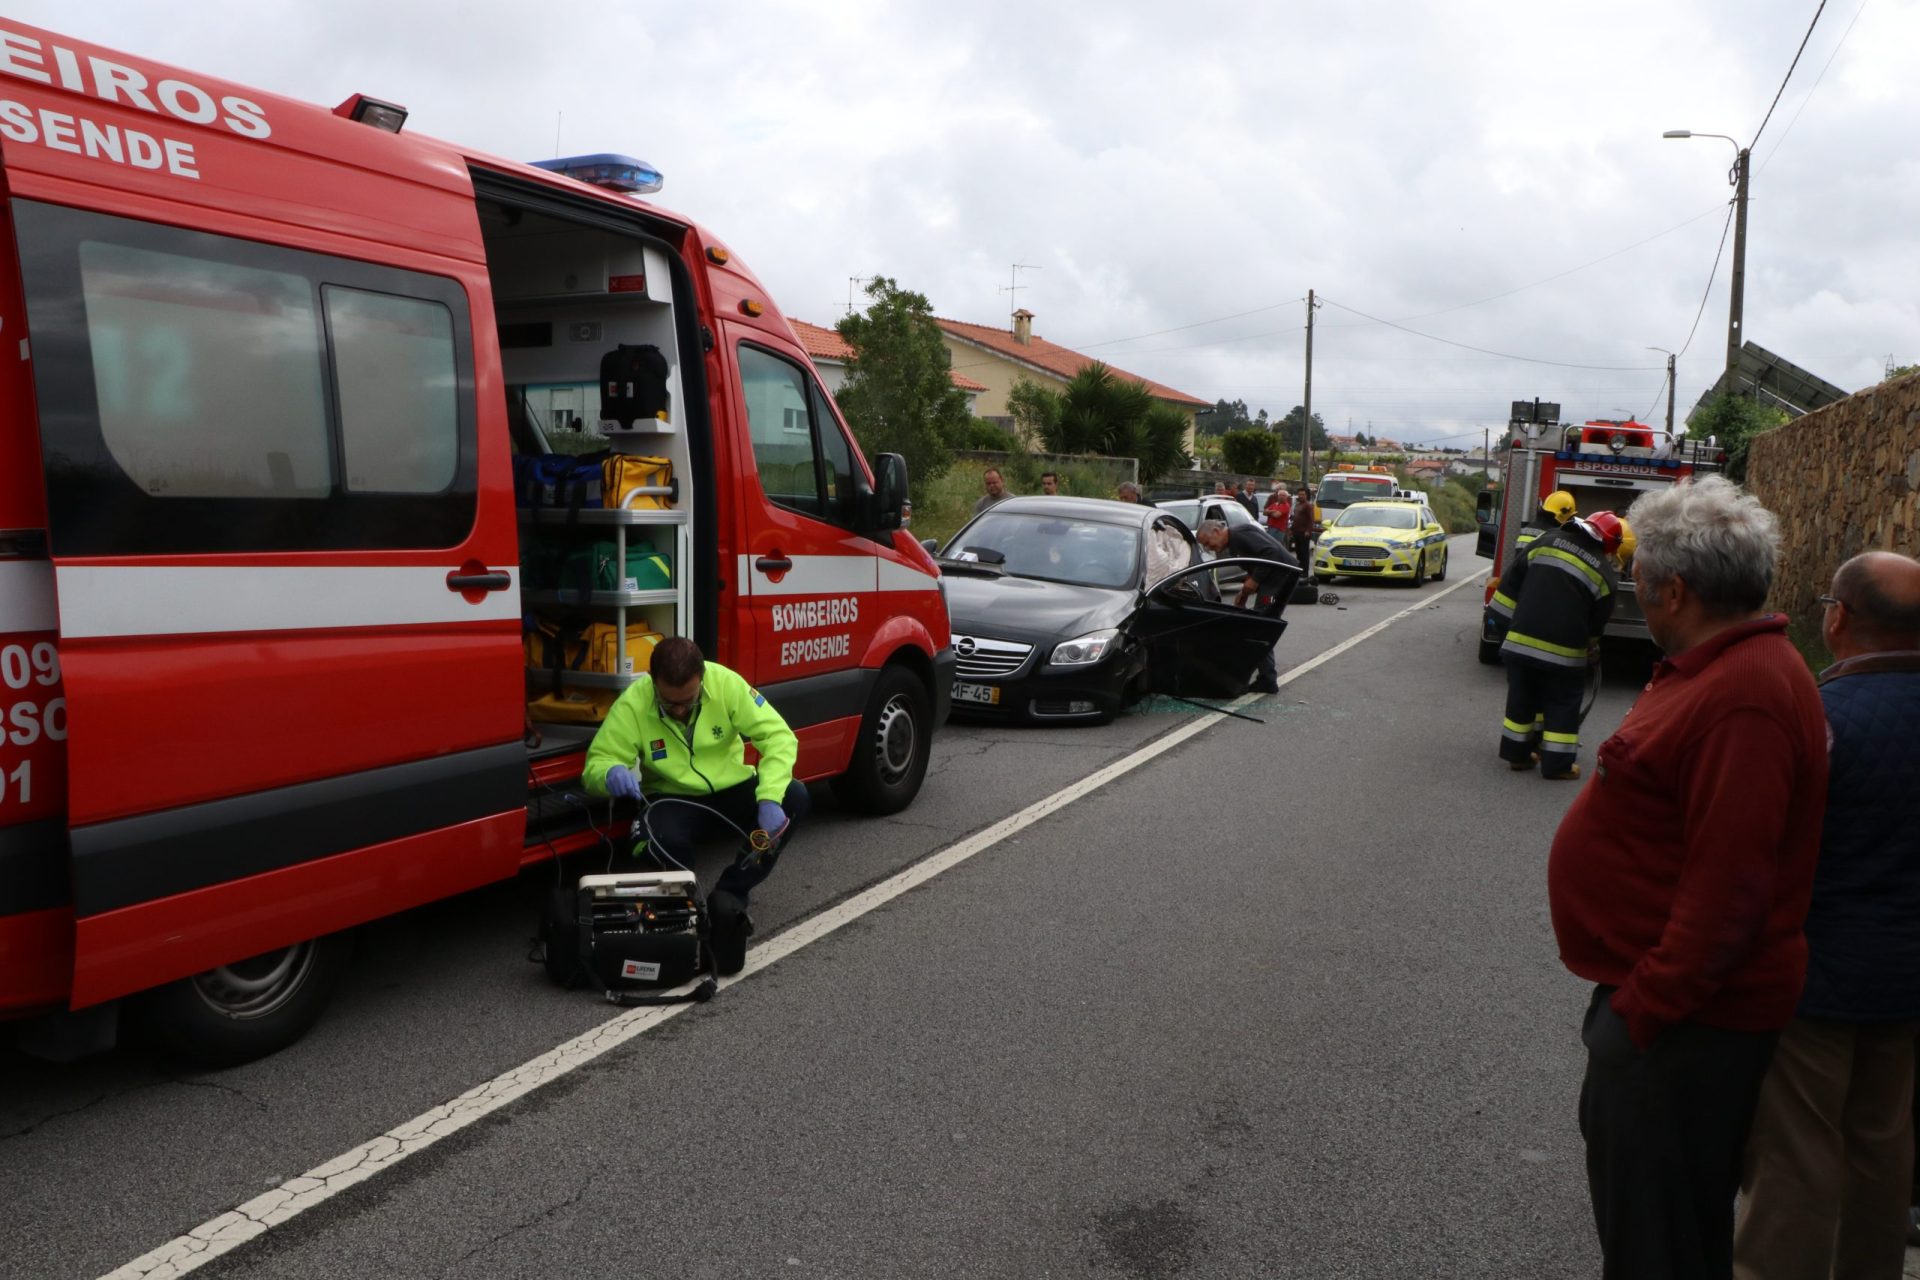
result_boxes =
[756,801,788,836]
[604,765,641,802]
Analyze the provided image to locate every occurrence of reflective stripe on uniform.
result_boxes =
[1488,589,1517,618]
[1529,546,1610,597]
[1502,631,1588,667]
[1501,717,1536,742]
[1542,730,1579,745]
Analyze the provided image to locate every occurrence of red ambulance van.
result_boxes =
[0,22,954,1062]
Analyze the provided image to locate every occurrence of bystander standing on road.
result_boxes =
[1194,518,1296,695]
[1734,550,1920,1280]
[1236,479,1260,517]
[1287,486,1317,570]
[1548,476,1829,1279]
[1265,484,1291,534]
[974,467,1010,515]
[1039,470,1060,497]
[1115,480,1142,504]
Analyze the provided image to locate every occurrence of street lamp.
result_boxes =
[1663,129,1751,382]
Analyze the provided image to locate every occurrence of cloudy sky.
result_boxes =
[15,0,1916,447]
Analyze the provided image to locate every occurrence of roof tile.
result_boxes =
[932,316,1209,407]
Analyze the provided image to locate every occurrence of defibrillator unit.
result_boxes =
[542,870,711,1000]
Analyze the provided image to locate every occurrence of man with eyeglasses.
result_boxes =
[1736,550,1920,1279]
[584,636,809,973]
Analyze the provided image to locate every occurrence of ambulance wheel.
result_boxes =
[1433,548,1448,581]
[1478,638,1503,665]
[1412,554,1428,587]
[834,666,931,815]
[133,932,352,1067]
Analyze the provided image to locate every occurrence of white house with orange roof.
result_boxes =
[788,318,987,411]
[932,310,1209,445]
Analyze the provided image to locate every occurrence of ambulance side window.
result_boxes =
[739,344,825,520]
[11,200,477,555]
[811,383,857,528]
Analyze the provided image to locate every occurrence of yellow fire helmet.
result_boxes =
[1543,490,1577,523]
[1615,519,1637,565]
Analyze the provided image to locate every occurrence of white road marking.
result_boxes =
[99,566,1490,1280]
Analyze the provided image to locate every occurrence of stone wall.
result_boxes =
[1745,372,1920,616]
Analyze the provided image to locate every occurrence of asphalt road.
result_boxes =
[1,535,1652,1278]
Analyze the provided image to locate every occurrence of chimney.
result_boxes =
[1012,308,1033,345]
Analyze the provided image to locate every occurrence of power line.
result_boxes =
[1758,0,1868,175]
[1361,205,1728,326]
[1751,0,1828,148]
[1316,296,1663,372]
[1063,299,1305,352]
[1676,204,1736,358]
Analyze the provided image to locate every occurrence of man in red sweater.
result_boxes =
[1548,475,1828,1279]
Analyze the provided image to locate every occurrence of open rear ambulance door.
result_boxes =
[0,42,527,1015]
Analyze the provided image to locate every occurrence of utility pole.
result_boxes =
[1726,146,1751,380]
[1665,351,1677,434]
[1301,289,1317,483]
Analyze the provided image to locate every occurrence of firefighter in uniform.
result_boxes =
[583,636,809,973]
[1496,511,1624,780]
[1485,490,1577,642]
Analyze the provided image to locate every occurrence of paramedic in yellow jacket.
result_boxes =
[584,636,809,922]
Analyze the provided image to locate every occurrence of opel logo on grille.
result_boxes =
[955,636,977,657]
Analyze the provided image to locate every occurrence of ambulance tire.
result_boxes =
[1411,554,1427,587]
[1433,548,1447,581]
[834,665,931,816]
[132,932,352,1068]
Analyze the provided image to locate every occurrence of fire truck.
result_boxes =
[1473,405,1724,664]
[0,22,955,1062]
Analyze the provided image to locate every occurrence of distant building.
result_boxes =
[789,319,987,410]
[933,310,1209,446]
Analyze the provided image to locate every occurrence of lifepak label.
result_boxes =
[0,27,275,183]
[620,959,661,982]
[769,597,858,632]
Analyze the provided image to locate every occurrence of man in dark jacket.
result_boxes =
[1734,550,1920,1279]
[1495,512,1620,779]
[1195,519,1298,694]
[1485,489,1577,641]
[1287,486,1317,570]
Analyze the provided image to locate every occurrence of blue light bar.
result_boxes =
[530,153,663,195]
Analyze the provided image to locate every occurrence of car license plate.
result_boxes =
[952,681,1000,706]
[1341,558,1373,569]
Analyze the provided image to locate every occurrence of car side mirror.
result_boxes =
[920,538,940,555]
[864,453,908,533]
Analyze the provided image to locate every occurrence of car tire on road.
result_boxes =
[833,664,932,816]
[1433,548,1447,581]
[1412,553,1427,587]
[131,931,353,1067]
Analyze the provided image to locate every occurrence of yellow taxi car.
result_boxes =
[1313,498,1449,586]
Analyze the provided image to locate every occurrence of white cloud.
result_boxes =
[8,0,1914,442]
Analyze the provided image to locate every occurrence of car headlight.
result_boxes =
[1049,628,1119,668]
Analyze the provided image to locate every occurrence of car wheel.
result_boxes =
[1412,553,1427,587]
[832,664,932,815]
[1478,638,1503,665]
[132,932,352,1067]
[1433,547,1448,581]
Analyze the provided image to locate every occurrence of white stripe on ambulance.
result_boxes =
[52,565,520,639]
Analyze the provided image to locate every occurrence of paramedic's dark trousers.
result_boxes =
[1579,985,1778,1280]
[1499,654,1584,772]
[640,779,810,905]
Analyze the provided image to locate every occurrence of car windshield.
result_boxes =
[1335,504,1419,529]
[943,513,1141,588]
[1318,476,1396,507]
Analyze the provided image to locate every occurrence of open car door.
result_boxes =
[1132,557,1297,698]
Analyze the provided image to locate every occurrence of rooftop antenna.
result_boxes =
[846,275,876,317]
[999,262,1040,316]
[553,111,562,155]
